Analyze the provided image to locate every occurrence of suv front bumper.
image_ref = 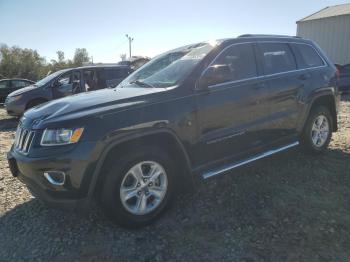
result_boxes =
[7,142,98,211]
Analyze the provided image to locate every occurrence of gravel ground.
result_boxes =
[0,96,350,262]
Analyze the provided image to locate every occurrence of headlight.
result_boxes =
[6,95,22,104]
[41,128,84,146]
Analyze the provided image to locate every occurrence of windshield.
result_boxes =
[35,69,68,87]
[118,42,217,88]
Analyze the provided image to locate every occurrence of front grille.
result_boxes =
[14,126,35,154]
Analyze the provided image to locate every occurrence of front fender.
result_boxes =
[85,128,192,200]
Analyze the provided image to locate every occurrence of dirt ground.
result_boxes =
[0,96,350,262]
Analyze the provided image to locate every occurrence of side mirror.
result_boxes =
[197,64,231,89]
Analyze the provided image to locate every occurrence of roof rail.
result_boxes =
[238,34,301,38]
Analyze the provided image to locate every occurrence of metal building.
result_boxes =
[297,3,350,65]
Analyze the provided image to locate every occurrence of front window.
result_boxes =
[118,42,218,88]
[209,43,258,84]
[35,69,69,87]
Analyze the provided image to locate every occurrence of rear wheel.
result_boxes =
[301,106,333,154]
[99,147,175,228]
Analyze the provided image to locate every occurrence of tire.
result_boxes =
[99,146,176,228]
[301,106,333,154]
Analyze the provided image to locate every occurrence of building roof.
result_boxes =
[297,3,350,22]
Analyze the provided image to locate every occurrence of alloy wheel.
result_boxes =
[120,161,168,215]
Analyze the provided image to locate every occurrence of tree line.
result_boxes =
[0,44,91,81]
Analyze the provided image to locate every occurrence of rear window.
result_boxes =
[258,43,296,75]
[292,44,324,69]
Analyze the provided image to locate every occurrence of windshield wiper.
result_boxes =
[129,80,155,88]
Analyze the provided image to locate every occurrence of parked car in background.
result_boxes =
[335,64,350,93]
[7,35,339,228]
[4,65,131,116]
[0,79,34,103]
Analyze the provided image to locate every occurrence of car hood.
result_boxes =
[8,85,38,96]
[24,87,167,128]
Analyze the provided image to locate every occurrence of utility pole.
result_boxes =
[125,34,134,58]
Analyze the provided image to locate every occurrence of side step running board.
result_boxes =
[202,141,299,179]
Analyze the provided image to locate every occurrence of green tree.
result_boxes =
[73,48,90,66]
[0,44,46,80]
[0,45,91,81]
[49,50,70,73]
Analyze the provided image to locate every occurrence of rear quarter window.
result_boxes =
[291,43,325,69]
[258,43,296,75]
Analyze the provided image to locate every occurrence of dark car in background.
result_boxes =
[0,79,34,103]
[4,65,131,116]
[335,64,350,93]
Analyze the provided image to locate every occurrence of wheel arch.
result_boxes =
[87,129,193,199]
[309,94,338,131]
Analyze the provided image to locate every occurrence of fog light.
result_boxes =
[44,171,66,186]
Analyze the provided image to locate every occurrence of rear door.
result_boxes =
[194,43,272,166]
[256,42,305,142]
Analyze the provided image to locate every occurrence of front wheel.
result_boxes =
[301,106,333,154]
[99,147,175,228]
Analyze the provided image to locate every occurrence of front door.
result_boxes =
[53,71,81,98]
[194,43,271,167]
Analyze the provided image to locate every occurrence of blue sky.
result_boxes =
[0,0,348,63]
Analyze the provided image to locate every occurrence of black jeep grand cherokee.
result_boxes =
[8,35,340,228]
